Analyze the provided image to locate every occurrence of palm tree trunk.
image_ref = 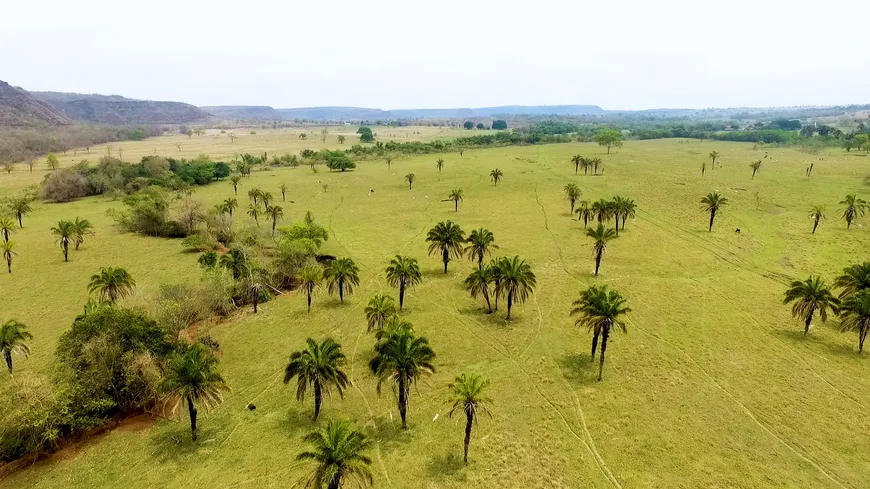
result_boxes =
[307,288,312,313]
[506,290,513,320]
[860,325,868,353]
[398,377,408,429]
[4,351,12,374]
[804,309,814,335]
[483,286,492,313]
[328,478,340,489]
[409,182,412,190]
[282,191,286,201]
[812,219,819,234]
[494,281,500,310]
[442,248,449,273]
[187,396,198,441]
[455,201,458,212]
[2,229,7,242]
[622,216,627,229]
[478,253,483,270]
[591,328,600,360]
[17,213,22,228]
[570,202,575,215]
[598,328,609,381]
[709,209,716,232]
[339,278,344,302]
[63,242,69,262]
[399,281,406,310]
[272,220,276,236]
[464,412,474,464]
[313,380,322,421]
[6,257,11,273]
[752,170,756,179]
[253,291,259,313]
[594,251,602,276]
[584,215,588,228]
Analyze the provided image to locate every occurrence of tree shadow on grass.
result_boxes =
[770,328,860,357]
[276,406,316,439]
[148,423,220,462]
[321,298,351,310]
[426,451,467,481]
[366,415,413,456]
[422,268,449,279]
[455,306,513,329]
[557,352,598,386]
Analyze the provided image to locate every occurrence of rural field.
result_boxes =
[2,135,870,489]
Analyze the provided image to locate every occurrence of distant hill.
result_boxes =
[275,106,393,121]
[257,105,604,121]
[0,81,71,126]
[202,106,283,121]
[33,91,210,125]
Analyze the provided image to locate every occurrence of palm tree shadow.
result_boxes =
[426,451,467,481]
[321,299,349,310]
[277,406,315,438]
[422,268,448,279]
[147,424,219,462]
[558,352,598,385]
[366,415,412,455]
[456,306,511,328]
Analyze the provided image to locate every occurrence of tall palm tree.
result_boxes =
[489,168,503,185]
[296,419,373,489]
[610,196,626,235]
[51,220,75,262]
[2,241,16,273]
[838,290,870,353]
[436,158,445,172]
[324,258,360,302]
[571,155,582,175]
[700,191,728,232]
[448,373,492,464]
[575,201,591,228]
[280,183,288,201]
[88,266,136,303]
[464,266,494,313]
[223,198,238,217]
[9,197,31,228]
[299,265,322,313]
[0,320,31,374]
[386,157,392,169]
[489,257,508,311]
[591,199,610,224]
[160,343,229,441]
[448,189,464,212]
[809,205,825,234]
[495,256,536,320]
[0,217,16,242]
[783,276,839,335]
[220,248,249,280]
[564,184,582,214]
[591,158,601,175]
[426,221,465,273]
[71,217,94,250]
[369,328,436,429]
[834,262,870,299]
[247,204,261,225]
[709,151,720,167]
[840,194,867,229]
[385,255,422,310]
[586,224,618,276]
[581,158,592,175]
[248,188,262,206]
[284,338,350,421]
[261,192,274,209]
[465,228,497,269]
[265,205,284,236]
[749,160,762,179]
[618,198,637,231]
[230,174,242,194]
[405,173,415,190]
[570,285,631,381]
[365,294,397,332]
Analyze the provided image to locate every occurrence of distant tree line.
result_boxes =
[0,125,163,166]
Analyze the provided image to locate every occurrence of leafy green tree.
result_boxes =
[709,151,719,167]
[71,217,94,250]
[448,373,492,464]
[220,248,249,280]
[385,255,422,310]
[296,419,373,489]
[281,211,330,248]
[436,159,444,172]
[0,320,31,374]
[337,135,346,144]
[571,155,582,175]
[299,265,322,313]
[838,290,870,353]
[465,228,498,269]
[596,130,623,154]
[324,258,360,302]
[783,276,839,335]
[571,285,630,381]
[463,121,474,130]
[280,184,288,201]
[265,205,284,236]
[564,183,582,214]
[495,256,536,320]
[2,241,16,273]
[160,343,229,441]
[476,123,486,130]
[490,168,503,185]
[834,262,870,299]
[491,120,507,130]
[51,220,75,262]
[357,126,375,143]
[426,221,465,273]
[369,327,436,429]
[448,189,464,212]
[284,338,349,421]
[88,266,136,303]
[840,194,867,229]
[46,153,60,171]
[247,204,261,225]
[9,197,32,228]
[365,294,397,332]
[700,191,728,232]
[0,217,16,242]
[749,160,762,179]
[586,224,617,276]
[809,205,825,234]
[230,174,242,194]
[405,173,415,190]
[198,250,218,268]
[464,266,494,313]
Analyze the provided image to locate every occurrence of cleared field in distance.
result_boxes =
[1,136,869,488]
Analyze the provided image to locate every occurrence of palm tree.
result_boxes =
[783,276,839,335]
[834,262,870,299]
[570,285,630,381]
[261,192,274,209]
[0,320,31,375]
[465,228,497,269]
[223,198,238,217]
[247,204,261,225]
[160,343,229,441]
[495,256,536,320]
[618,198,637,231]
[592,158,601,175]
[220,248,249,280]
[700,191,728,232]
[365,294,397,332]
[2,241,16,273]
[436,158,445,172]
[571,154,582,175]
[88,266,136,303]
[405,173,415,190]
[51,220,75,262]
[296,419,373,489]
[464,266,494,313]
[840,194,867,229]
[809,205,825,234]
[575,201,591,228]
[284,338,350,421]
[248,188,262,206]
[749,160,762,179]
[265,205,284,235]
[280,183,288,201]
[838,290,870,353]
[299,265,322,313]
[9,198,32,228]
[448,189,464,212]
[610,196,626,235]
[0,217,16,242]
[230,174,242,194]
[490,168,503,185]
[564,184,582,214]
[386,157,392,169]
[591,199,610,224]
[488,257,508,311]
[448,373,492,464]
[369,328,436,429]
[324,258,360,302]
[586,224,617,276]
[701,162,706,176]
[385,255,422,310]
[581,158,592,175]
[71,217,94,250]
[426,221,465,273]
[709,151,719,167]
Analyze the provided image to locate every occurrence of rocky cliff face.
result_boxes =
[0,81,71,126]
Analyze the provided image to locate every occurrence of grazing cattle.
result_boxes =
[735,228,741,233]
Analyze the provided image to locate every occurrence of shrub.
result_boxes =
[40,169,89,202]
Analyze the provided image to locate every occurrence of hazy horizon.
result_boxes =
[3,0,868,111]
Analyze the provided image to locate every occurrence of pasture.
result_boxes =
[1,136,869,488]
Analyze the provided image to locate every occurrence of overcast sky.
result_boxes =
[3,0,867,110]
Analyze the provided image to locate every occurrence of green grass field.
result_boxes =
[2,136,869,488]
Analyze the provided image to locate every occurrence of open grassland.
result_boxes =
[1,138,870,488]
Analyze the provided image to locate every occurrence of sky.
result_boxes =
[2,0,868,111]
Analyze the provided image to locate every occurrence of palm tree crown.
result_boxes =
[2,241,16,274]
[0,216,17,242]
[495,256,536,320]
[838,290,870,353]
[405,173,415,190]
[840,194,867,229]
[448,373,493,464]
[783,276,839,335]
[365,294,397,332]
[160,343,229,441]
[88,266,136,303]
[448,189,464,212]
[464,228,497,269]
[284,338,350,421]
[369,327,436,429]
[700,191,728,232]
[464,266,494,313]
[571,285,631,381]
[834,262,870,299]
[564,184,582,214]
[71,217,94,250]
[809,205,825,234]
[324,258,360,302]
[51,220,76,262]
[385,255,422,310]
[426,221,465,273]
[299,265,322,313]
[490,169,503,185]
[0,320,32,374]
[296,419,374,489]
[586,224,618,276]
